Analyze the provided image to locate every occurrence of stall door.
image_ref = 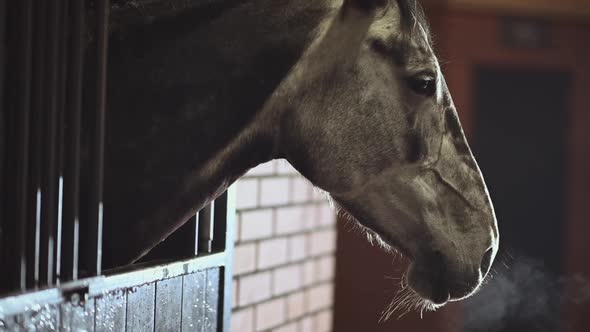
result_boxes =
[464,67,570,332]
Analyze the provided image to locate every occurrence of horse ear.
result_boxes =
[343,0,388,13]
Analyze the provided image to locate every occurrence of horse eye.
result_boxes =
[407,76,436,97]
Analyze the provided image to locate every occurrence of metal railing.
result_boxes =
[1,0,107,292]
[0,1,234,330]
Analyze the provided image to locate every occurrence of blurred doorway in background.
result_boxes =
[464,67,570,332]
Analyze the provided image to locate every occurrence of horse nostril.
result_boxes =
[480,247,493,275]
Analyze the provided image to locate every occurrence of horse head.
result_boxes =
[271,0,499,308]
[104,0,498,310]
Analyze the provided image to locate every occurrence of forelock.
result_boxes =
[393,0,431,44]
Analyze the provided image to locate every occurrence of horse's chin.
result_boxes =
[406,260,451,306]
[381,264,448,321]
[372,233,452,307]
[338,207,457,309]
[412,296,447,313]
[354,224,458,319]
[405,251,483,307]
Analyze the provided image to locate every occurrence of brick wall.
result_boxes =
[231,160,337,332]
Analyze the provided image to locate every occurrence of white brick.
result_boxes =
[302,205,318,230]
[303,260,315,286]
[239,272,272,306]
[311,187,327,202]
[288,235,307,262]
[255,298,286,331]
[239,210,273,242]
[291,177,313,203]
[257,238,288,270]
[306,284,333,312]
[259,178,290,207]
[232,279,238,309]
[315,310,332,332]
[274,322,298,332]
[277,159,299,175]
[287,291,305,320]
[317,204,336,227]
[234,217,240,244]
[237,179,259,209]
[300,317,314,332]
[272,264,302,296]
[275,206,307,235]
[246,161,276,177]
[315,256,335,282]
[309,229,336,256]
[231,308,254,332]
[233,243,257,276]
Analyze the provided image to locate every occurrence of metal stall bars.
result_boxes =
[0,0,5,292]
[61,0,86,284]
[0,1,235,331]
[1,0,33,293]
[0,0,93,301]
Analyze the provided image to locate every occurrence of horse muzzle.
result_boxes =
[407,247,494,305]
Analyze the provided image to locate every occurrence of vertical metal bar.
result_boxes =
[0,0,7,293]
[216,188,236,332]
[198,203,214,254]
[62,0,85,282]
[55,0,70,283]
[40,0,62,286]
[0,0,4,100]
[13,0,34,291]
[87,0,110,276]
[213,193,232,253]
[27,0,48,288]
[0,0,5,148]
[194,212,200,256]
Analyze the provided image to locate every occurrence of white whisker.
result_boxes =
[380,271,442,322]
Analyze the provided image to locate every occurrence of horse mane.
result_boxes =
[111,0,431,42]
[394,0,431,42]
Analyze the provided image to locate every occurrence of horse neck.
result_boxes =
[103,0,334,266]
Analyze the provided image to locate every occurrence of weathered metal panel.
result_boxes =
[181,270,206,331]
[95,290,126,332]
[18,304,59,331]
[0,267,227,331]
[125,283,155,332]
[60,297,95,331]
[204,268,220,331]
[0,316,22,331]
[155,277,182,332]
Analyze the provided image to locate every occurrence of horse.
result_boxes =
[101,0,499,309]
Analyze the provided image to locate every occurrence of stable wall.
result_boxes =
[231,161,337,332]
